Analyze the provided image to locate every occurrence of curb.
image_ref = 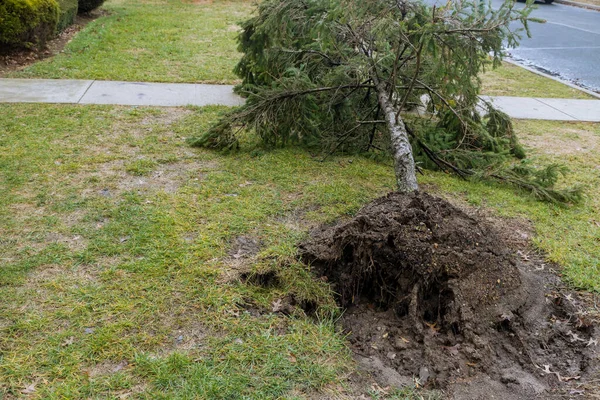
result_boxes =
[504,59,600,100]
[553,0,600,11]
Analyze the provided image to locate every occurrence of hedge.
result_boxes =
[57,0,78,32]
[77,0,105,13]
[0,0,59,50]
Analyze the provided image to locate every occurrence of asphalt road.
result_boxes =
[506,0,600,93]
[425,0,600,93]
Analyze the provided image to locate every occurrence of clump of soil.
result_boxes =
[229,236,262,260]
[300,192,598,398]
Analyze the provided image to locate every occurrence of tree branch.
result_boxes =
[244,84,375,102]
[397,40,424,121]
[278,48,343,66]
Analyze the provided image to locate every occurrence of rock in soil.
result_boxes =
[300,192,598,398]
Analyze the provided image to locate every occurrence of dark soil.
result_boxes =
[300,192,599,399]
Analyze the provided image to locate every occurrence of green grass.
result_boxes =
[1,103,599,398]
[480,62,595,99]
[6,0,254,83]
[0,104,389,398]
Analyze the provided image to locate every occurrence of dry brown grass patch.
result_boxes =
[521,126,600,156]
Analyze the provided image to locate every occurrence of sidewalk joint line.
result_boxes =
[534,98,580,121]
[77,80,96,104]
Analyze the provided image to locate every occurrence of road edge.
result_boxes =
[504,59,600,100]
[553,0,600,11]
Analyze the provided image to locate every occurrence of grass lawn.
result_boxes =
[479,62,596,99]
[0,104,381,399]
[1,102,599,398]
[6,0,254,83]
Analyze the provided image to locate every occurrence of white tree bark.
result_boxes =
[376,83,419,193]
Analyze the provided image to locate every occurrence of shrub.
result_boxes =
[0,0,59,50]
[77,0,104,13]
[57,0,78,32]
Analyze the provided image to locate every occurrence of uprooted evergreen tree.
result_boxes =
[189,0,581,203]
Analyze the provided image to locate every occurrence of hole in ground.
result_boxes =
[240,270,280,288]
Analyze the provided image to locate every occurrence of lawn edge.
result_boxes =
[554,0,600,11]
[504,58,600,100]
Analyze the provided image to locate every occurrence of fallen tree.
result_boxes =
[187,1,597,394]
[190,0,579,202]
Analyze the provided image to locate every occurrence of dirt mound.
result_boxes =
[300,192,598,398]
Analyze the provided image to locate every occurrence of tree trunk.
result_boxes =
[376,82,419,193]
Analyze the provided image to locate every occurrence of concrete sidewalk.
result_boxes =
[1,78,599,122]
[480,96,600,122]
[0,79,243,107]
